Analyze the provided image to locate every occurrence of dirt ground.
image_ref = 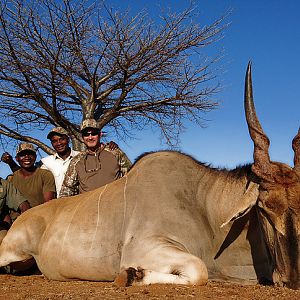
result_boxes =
[0,275,299,300]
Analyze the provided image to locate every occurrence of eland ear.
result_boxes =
[220,181,259,228]
[220,203,256,228]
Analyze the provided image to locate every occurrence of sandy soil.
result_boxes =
[0,275,299,300]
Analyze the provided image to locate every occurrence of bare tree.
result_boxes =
[0,0,227,154]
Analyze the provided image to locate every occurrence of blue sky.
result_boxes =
[0,0,299,177]
[120,0,300,168]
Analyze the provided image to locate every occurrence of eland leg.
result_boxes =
[114,248,208,286]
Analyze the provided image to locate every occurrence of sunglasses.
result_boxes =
[17,151,36,158]
[82,130,99,137]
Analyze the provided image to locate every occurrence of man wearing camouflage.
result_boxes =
[59,119,132,197]
[0,178,30,230]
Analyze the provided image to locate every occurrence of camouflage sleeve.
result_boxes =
[0,179,29,212]
[59,154,83,198]
[117,149,132,176]
[104,145,132,177]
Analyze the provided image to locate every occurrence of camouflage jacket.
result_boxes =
[59,144,132,198]
[0,178,28,213]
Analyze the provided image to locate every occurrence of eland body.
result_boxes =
[0,63,299,288]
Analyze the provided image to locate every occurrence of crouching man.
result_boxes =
[0,178,30,241]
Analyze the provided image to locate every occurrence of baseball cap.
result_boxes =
[80,119,99,132]
[16,143,37,155]
[47,127,69,139]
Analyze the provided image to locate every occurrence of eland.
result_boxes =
[0,63,299,289]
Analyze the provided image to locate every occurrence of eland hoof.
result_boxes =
[114,267,145,287]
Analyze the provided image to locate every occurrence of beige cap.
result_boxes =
[80,119,99,132]
[16,143,36,155]
[47,127,68,139]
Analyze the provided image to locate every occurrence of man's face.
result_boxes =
[50,134,70,154]
[16,150,36,169]
[82,128,101,150]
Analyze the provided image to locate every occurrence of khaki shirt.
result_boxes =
[0,178,28,213]
[59,144,132,197]
[11,168,56,207]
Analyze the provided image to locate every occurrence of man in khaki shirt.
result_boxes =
[11,143,56,207]
[60,119,132,197]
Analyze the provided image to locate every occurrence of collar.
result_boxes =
[54,149,77,160]
[85,143,106,156]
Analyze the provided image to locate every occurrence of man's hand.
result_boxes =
[107,141,119,151]
[1,152,13,164]
[1,152,20,172]
[18,201,31,213]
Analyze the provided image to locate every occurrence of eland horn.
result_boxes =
[292,127,300,172]
[244,62,273,179]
